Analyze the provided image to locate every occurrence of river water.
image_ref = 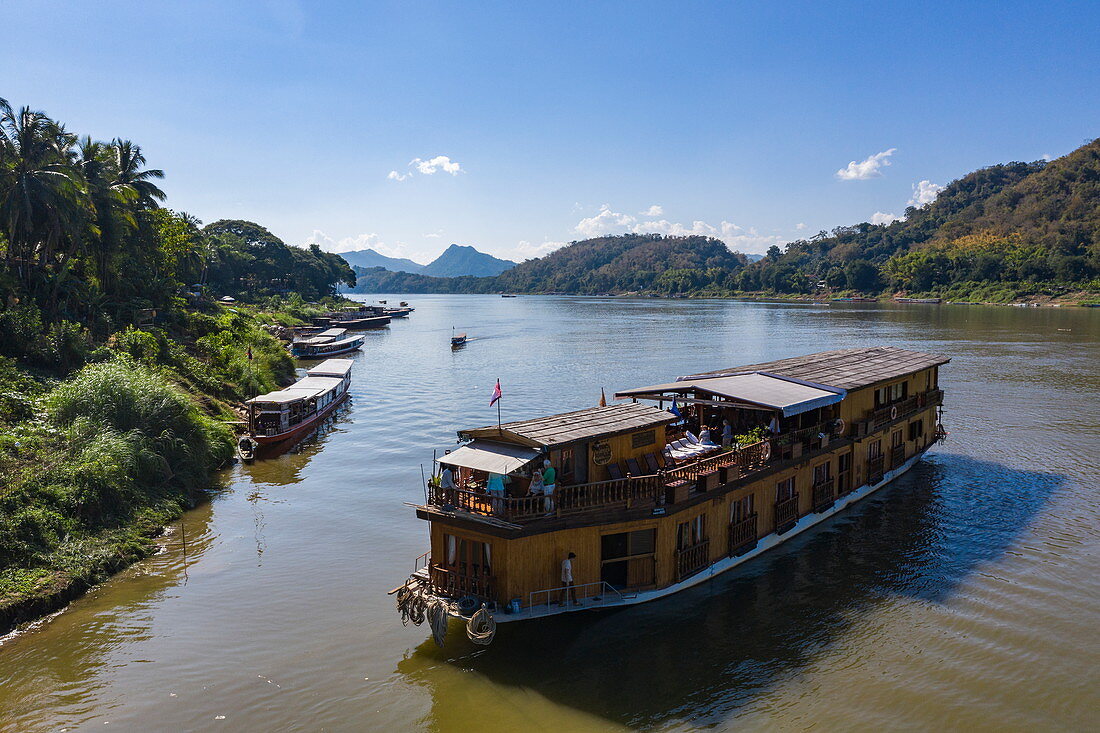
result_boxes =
[1,296,1098,731]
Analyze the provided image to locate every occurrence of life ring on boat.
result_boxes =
[761,442,772,461]
[890,405,898,421]
[832,418,845,436]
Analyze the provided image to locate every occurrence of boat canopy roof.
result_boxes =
[248,376,343,405]
[616,372,844,417]
[316,328,347,338]
[308,359,354,377]
[439,440,542,474]
[460,403,675,448]
[683,346,949,391]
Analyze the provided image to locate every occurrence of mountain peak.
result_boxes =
[421,244,516,277]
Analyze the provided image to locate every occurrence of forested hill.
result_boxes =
[348,234,751,294]
[348,139,1100,300]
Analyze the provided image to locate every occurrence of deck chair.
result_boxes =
[626,457,643,475]
[606,463,625,480]
[644,452,662,473]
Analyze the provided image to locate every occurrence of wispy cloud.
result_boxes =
[908,179,943,207]
[305,229,422,262]
[641,204,664,217]
[387,154,463,181]
[871,211,901,225]
[572,205,783,255]
[796,222,807,231]
[513,240,568,260]
[836,148,896,180]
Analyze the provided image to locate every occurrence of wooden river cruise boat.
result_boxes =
[242,358,354,450]
[394,346,949,645]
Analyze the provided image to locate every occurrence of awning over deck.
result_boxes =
[438,440,542,474]
[616,372,844,417]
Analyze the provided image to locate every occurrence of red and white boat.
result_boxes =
[243,359,354,447]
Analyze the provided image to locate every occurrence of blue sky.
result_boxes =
[3,1,1098,261]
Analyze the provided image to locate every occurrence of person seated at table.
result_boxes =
[529,466,545,497]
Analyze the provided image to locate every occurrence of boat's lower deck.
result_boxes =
[406,447,928,624]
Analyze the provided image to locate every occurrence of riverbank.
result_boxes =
[0,296,344,636]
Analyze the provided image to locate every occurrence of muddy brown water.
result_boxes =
[1,296,1098,731]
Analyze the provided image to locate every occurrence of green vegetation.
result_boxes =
[0,98,355,629]
[352,140,1100,302]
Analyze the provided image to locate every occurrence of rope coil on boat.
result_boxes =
[427,599,449,648]
[466,603,496,646]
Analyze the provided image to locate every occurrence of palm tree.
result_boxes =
[0,98,87,289]
[111,139,165,210]
[77,137,135,291]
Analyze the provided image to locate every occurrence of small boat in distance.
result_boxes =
[501,294,517,298]
[895,297,942,304]
[243,359,354,450]
[451,329,467,347]
[290,333,365,358]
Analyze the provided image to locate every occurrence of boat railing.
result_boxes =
[413,551,430,574]
[728,514,758,556]
[427,564,495,602]
[868,455,885,483]
[868,389,943,430]
[675,538,711,580]
[774,493,800,531]
[889,444,906,469]
[527,581,628,615]
[811,477,836,512]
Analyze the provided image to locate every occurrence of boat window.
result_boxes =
[868,440,882,459]
[838,452,851,473]
[813,461,832,484]
[601,529,655,560]
[776,476,796,501]
[892,430,903,448]
[730,494,755,523]
[908,419,924,440]
[560,447,575,484]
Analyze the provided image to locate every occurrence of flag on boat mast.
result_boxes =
[489,379,502,407]
[599,387,607,407]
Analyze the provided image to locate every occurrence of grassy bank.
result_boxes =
[0,297,336,634]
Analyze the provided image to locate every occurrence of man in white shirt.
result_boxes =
[560,552,579,606]
[440,466,455,490]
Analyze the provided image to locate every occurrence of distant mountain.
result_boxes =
[421,244,516,277]
[338,248,426,274]
[346,233,750,294]
[338,243,515,278]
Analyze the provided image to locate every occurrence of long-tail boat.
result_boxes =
[290,332,365,358]
[394,347,949,644]
[244,359,354,447]
[329,305,391,329]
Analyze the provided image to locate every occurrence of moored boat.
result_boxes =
[394,346,949,644]
[290,333,365,358]
[329,305,391,329]
[244,359,354,447]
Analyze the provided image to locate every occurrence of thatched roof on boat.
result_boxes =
[682,346,949,391]
[460,403,675,448]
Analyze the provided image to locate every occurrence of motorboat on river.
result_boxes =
[244,359,354,448]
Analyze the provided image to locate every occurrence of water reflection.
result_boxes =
[242,398,354,486]
[398,454,1063,729]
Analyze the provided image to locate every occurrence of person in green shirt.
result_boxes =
[541,459,557,514]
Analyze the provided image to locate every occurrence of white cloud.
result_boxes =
[572,205,782,255]
[513,240,568,260]
[575,204,639,237]
[641,204,664,217]
[836,148,896,180]
[411,155,463,175]
[305,229,421,261]
[908,179,943,207]
[796,222,807,231]
[871,211,901,225]
[424,232,442,239]
[387,154,463,181]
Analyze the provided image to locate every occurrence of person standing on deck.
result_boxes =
[542,459,557,514]
[486,472,509,514]
[560,552,579,606]
[722,419,733,448]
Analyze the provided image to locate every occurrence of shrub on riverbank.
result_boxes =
[0,359,233,623]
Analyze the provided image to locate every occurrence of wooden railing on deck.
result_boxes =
[774,493,799,530]
[675,539,710,580]
[427,564,494,601]
[868,455,885,483]
[889,444,906,470]
[728,514,758,556]
[869,389,943,429]
[812,478,835,512]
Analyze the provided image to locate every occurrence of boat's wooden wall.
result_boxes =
[428,369,940,607]
[546,425,668,485]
